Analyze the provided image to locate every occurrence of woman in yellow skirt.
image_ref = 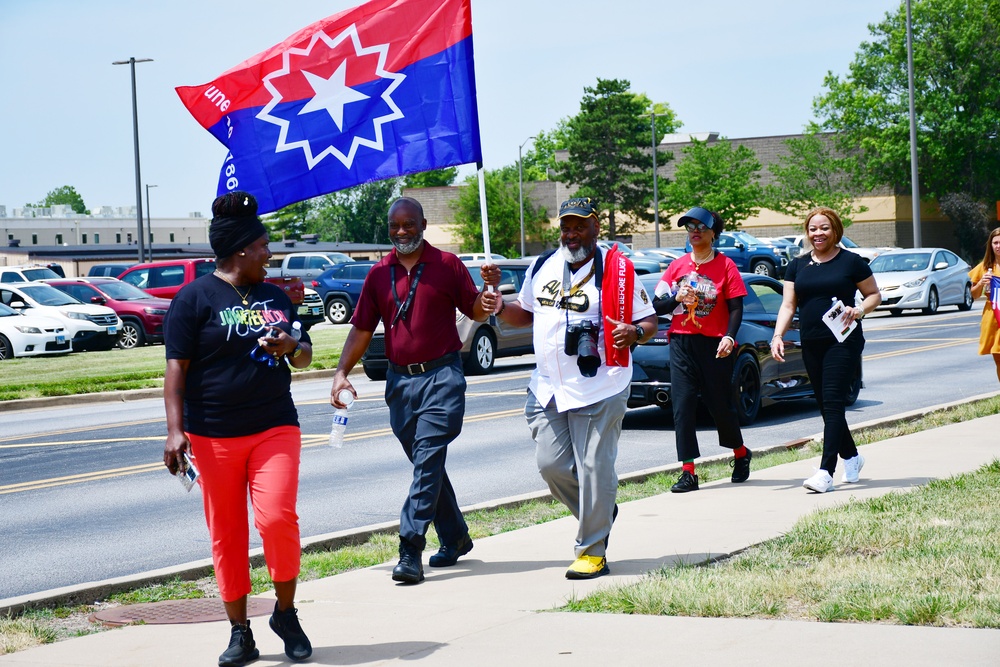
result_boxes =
[970,227,1000,382]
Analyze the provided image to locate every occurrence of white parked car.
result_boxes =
[0,282,121,351]
[869,248,973,315]
[778,235,898,263]
[0,302,71,359]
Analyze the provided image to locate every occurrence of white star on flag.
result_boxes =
[298,60,370,131]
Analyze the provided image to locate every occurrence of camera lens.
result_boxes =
[576,331,600,377]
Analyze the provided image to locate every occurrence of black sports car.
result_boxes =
[628,273,862,425]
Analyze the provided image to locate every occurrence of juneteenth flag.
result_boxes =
[991,276,1000,328]
[176,0,481,214]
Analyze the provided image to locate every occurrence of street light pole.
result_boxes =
[905,0,922,247]
[145,184,157,262]
[112,57,153,263]
[650,112,673,248]
[518,135,536,258]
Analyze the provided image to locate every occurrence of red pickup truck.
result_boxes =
[118,258,305,305]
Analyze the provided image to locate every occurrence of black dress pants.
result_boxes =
[669,334,744,462]
[801,333,863,474]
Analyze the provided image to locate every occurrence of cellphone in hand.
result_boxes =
[176,452,200,492]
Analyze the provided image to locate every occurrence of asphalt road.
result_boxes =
[0,308,992,600]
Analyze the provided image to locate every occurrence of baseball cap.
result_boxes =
[677,206,717,231]
[558,197,598,219]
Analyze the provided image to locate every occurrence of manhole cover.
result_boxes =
[90,597,274,626]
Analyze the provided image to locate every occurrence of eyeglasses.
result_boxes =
[249,344,281,368]
[684,222,710,232]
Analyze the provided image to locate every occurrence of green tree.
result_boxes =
[263,178,401,244]
[662,138,765,229]
[449,166,553,258]
[557,78,672,239]
[814,0,1000,203]
[264,201,312,240]
[402,167,458,188]
[764,130,868,224]
[29,185,88,214]
[520,121,572,182]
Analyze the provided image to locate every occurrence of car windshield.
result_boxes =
[19,284,83,306]
[734,232,763,245]
[22,268,61,281]
[870,253,931,273]
[841,236,860,249]
[95,281,155,300]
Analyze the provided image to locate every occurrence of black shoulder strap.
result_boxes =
[527,248,558,281]
[527,247,605,285]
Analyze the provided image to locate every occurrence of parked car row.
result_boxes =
[0,282,120,354]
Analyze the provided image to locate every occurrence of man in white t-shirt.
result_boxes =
[481,197,657,579]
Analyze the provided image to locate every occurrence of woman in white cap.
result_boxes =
[654,207,751,492]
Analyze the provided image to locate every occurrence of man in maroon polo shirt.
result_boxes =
[330,197,498,584]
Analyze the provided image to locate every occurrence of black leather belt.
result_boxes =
[388,352,458,376]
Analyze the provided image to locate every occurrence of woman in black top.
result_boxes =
[163,192,314,666]
[770,207,881,493]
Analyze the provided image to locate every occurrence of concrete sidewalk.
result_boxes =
[4,415,1000,666]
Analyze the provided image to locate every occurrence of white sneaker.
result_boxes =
[803,469,834,493]
[842,454,865,484]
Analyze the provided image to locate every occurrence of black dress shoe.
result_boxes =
[429,534,474,568]
[671,470,699,493]
[731,448,752,483]
[392,550,424,584]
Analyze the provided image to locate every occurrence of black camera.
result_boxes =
[565,319,601,377]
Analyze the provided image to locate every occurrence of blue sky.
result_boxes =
[0,0,901,217]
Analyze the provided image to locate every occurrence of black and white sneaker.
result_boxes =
[731,448,752,483]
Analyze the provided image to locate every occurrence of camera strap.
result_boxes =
[560,248,603,326]
[389,263,425,328]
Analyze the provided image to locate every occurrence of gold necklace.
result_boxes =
[215,270,251,305]
[692,250,714,269]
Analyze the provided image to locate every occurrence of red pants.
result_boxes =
[188,425,302,602]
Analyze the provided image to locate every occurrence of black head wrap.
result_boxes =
[209,191,267,259]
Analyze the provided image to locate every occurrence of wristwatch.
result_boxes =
[634,324,645,341]
[291,343,303,359]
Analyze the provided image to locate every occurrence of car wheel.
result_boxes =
[326,298,351,324]
[0,334,11,360]
[117,319,145,349]
[464,328,496,375]
[751,260,776,278]
[732,352,761,426]
[363,364,387,381]
[846,362,862,407]
[958,283,974,311]
[922,287,939,315]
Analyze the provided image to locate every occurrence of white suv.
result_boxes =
[0,265,63,282]
[0,282,121,352]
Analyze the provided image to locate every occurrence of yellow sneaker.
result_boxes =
[565,555,609,580]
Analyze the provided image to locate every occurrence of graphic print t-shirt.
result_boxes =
[164,274,309,437]
[658,253,746,339]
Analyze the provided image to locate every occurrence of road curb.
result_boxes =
[0,367,355,413]
[4,391,998,616]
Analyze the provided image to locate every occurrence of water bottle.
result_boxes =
[290,321,302,342]
[329,389,354,448]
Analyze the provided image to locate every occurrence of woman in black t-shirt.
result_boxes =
[770,207,881,494]
[163,192,314,666]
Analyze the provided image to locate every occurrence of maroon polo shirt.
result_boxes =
[351,242,480,366]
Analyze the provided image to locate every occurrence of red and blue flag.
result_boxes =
[991,276,1000,328]
[176,0,481,214]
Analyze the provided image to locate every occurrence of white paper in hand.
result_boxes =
[822,299,856,343]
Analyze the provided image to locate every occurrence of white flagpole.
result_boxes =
[476,163,497,323]
[476,163,492,260]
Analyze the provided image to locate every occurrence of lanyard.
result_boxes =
[390,263,424,328]
[560,249,603,325]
